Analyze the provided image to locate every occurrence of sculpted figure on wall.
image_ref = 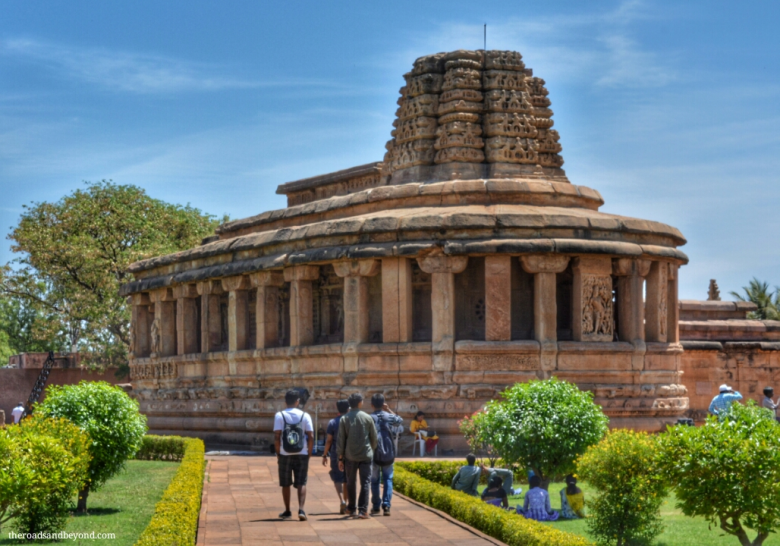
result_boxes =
[581,276,613,341]
[150,316,161,356]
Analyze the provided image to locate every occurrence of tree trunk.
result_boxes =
[752,532,769,546]
[77,485,89,513]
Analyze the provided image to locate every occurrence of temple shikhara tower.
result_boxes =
[122,50,690,450]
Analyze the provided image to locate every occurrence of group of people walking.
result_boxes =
[273,390,402,521]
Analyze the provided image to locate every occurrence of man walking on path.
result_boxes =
[369,393,403,516]
[709,384,743,417]
[337,393,377,519]
[274,390,314,521]
[322,399,350,514]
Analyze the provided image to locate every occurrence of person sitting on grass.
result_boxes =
[518,475,559,521]
[559,474,585,519]
[481,475,509,508]
[451,453,482,496]
[481,464,521,497]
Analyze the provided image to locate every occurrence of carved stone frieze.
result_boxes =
[396,94,439,120]
[441,68,481,91]
[434,122,484,149]
[385,139,436,170]
[580,275,614,341]
[405,73,443,97]
[439,88,483,103]
[484,50,525,71]
[484,89,533,114]
[484,113,538,138]
[411,53,445,76]
[437,99,483,116]
[483,70,527,91]
[131,361,177,380]
[531,95,552,108]
[526,76,549,97]
[444,59,482,71]
[536,129,562,154]
[485,136,539,164]
[539,153,565,168]
[437,112,481,125]
[392,116,438,144]
[434,147,485,164]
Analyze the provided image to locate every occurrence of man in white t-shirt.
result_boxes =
[273,390,314,521]
[11,402,25,424]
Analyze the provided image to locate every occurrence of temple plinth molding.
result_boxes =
[122,49,692,449]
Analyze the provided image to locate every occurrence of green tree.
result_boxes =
[0,292,67,361]
[458,410,498,466]
[730,278,780,320]
[36,381,147,512]
[0,181,217,373]
[578,429,666,546]
[657,401,780,546]
[480,377,608,489]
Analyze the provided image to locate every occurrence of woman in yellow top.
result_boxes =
[410,411,438,455]
[559,474,585,519]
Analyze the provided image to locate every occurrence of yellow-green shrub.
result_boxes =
[394,466,592,546]
[134,437,205,546]
[135,435,187,461]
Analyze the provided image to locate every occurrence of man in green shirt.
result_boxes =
[337,393,377,519]
[451,453,482,496]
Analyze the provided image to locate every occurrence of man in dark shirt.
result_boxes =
[322,399,350,514]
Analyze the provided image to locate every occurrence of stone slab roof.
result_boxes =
[275,162,383,195]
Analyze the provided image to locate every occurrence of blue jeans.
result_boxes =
[371,463,394,510]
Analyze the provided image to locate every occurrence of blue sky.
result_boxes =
[1,0,778,300]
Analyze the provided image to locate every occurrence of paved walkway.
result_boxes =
[197,455,498,546]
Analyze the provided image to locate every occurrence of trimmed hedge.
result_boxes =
[394,466,592,546]
[398,460,526,487]
[135,435,187,461]
[134,437,206,546]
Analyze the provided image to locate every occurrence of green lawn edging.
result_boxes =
[394,465,592,546]
[134,438,206,546]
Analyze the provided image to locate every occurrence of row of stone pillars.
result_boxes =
[130,254,679,366]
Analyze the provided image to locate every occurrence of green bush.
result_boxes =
[394,465,592,546]
[135,437,206,546]
[135,435,187,461]
[657,401,780,546]
[481,378,608,488]
[397,460,526,488]
[0,415,91,535]
[459,410,499,466]
[36,380,148,511]
[577,429,666,546]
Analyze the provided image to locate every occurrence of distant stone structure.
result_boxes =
[121,50,691,450]
[707,279,721,301]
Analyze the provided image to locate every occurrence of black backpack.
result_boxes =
[372,412,396,465]
[281,411,306,454]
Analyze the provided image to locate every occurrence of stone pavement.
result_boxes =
[196,455,499,546]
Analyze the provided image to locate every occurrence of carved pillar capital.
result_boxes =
[197,280,224,296]
[250,270,285,287]
[333,259,380,278]
[612,258,651,277]
[417,255,468,275]
[172,284,198,299]
[520,254,570,274]
[284,265,320,283]
[132,293,151,306]
[149,287,174,303]
[221,275,251,292]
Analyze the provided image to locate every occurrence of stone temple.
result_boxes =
[122,50,692,451]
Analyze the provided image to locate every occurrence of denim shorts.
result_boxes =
[329,457,346,484]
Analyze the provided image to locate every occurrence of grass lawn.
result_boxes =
[479,482,780,546]
[0,460,179,546]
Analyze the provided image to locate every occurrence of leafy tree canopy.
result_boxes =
[0,181,218,372]
[480,377,608,488]
[657,401,780,546]
[730,278,780,320]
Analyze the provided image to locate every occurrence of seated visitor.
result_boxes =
[518,475,559,521]
[410,411,438,456]
[481,475,509,508]
[481,464,521,496]
[559,474,585,519]
[763,386,779,421]
[451,453,482,496]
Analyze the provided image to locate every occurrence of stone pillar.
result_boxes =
[520,254,571,372]
[572,256,613,342]
[197,281,224,353]
[417,254,468,371]
[334,259,381,372]
[485,256,512,341]
[131,293,151,358]
[381,257,413,343]
[251,271,285,349]
[613,258,651,370]
[667,263,680,344]
[149,288,176,357]
[645,261,669,343]
[173,284,199,355]
[284,265,320,347]
[222,276,250,352]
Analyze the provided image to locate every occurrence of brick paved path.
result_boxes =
[197,455,499,546]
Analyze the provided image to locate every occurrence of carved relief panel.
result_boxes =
[573,257,614,342]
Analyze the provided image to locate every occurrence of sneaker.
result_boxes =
[298,510,307,521]
[358,512,370,519]
[347,511,357,518]
[339,502,347,515]
[370,508,381,516]
[279,510,292,519]
[383,506,391,516]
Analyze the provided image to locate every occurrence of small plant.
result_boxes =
[480,377,608,489]
[36,380,147,511]
[577,429,666,546]
[458,410,498,466]
[135,435,187,461]
[657,401,780,546]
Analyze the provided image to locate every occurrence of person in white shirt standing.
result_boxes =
[11,402,25,424]
[273,390,314,521]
